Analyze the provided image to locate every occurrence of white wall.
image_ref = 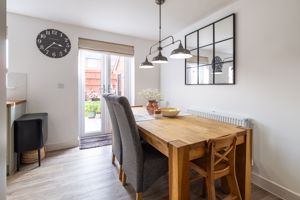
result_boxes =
[161,0,300,198]
[0,0,7,199]
[7,13,160,150]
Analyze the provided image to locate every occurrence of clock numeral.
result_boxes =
[52,30,58,35]
[64,48,68,53]
[59,51,63,57]
[52,52,57,57]
[64,38,69,42]
[37,39,42,44]
[39,45,44,50]
[46,30,50,35]
[45,50,49,55]
[40,34,46,39]
[66,43,70,48]
[60,33,63,37]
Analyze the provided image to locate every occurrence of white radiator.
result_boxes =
[186,107,251,128]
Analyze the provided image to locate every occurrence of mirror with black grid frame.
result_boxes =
[185,14,235,85]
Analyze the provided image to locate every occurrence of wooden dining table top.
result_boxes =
[133,107,246,146]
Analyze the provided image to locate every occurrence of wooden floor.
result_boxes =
[7,146,282,200]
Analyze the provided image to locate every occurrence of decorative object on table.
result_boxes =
[36,29,71,58]
[139,88,161,115]
[139,0,192,68]
[154,109,162,119]
[160,108,180,117]
[185,14,235,85]
[146,100,159,115]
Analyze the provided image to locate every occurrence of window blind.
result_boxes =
[78,38,134,56]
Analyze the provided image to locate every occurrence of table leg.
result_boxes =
[168,140,190,200]
[236,129,252,200]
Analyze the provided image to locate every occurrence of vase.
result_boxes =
[146,100,159,115]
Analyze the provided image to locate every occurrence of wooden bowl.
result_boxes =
[160,108,180,117]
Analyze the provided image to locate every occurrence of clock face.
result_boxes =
[36,29,71,58]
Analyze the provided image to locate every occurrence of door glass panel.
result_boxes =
[110,55,125,96]
[83,51,103,135]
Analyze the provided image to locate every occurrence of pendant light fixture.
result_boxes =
[139,0,192,68]
[140,57,154,68]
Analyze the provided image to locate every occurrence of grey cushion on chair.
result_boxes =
[103,94,122,165]
[111,95,168,192]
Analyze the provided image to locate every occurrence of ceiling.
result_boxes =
[7,0,236,40]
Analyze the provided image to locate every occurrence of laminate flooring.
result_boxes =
[7,146,282,200]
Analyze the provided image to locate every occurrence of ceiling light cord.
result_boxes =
[139,0,192,68]
[159,2,162,50]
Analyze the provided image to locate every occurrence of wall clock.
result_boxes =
[36,29,71,58]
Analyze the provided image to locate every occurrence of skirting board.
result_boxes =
[252,172,300,200]
[45,140,79,152]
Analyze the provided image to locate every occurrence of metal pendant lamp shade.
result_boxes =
[170,42,192,59]
[140,57,154,68]
[152,51,168,64]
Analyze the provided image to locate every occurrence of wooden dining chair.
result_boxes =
[102,94,124,182]
[190,135,242,200]
[111,95,168,200]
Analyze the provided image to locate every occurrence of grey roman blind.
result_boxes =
[78,38,134,56]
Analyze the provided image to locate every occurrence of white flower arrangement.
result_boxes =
[139,88,162,101]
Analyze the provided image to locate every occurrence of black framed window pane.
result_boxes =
[215,39,233,62]
[214,62,234,84]
[215,15,234,42]
[199,45,213,66]
[186,32,197,51]
[198,25,213,47]
[199,65,213,84]
[186,67,198,84]
[186,49,197,68]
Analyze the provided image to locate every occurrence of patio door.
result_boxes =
[79,49,133,138]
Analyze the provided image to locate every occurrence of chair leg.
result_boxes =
[206,177,216,200]
[119,165,123,182]
[17,152,20,171]
[121,171,127,186]
[202,178,206,198]
[136,192,142,200]
[226,174,242,200]
[38,148,41,167]
[112,154,116,165]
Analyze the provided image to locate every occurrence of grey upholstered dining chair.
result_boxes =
[111,95,168,200]
[102,94,124,182]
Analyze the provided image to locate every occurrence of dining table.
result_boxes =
[132,107,252,200]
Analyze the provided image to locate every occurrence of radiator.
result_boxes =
[186,107,251,128]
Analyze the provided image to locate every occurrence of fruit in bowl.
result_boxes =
[160,108,180,117]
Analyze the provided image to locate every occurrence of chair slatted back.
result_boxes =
[207,134,237,173]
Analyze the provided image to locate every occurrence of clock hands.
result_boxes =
[44,42,55,51]
[44,42,63,51]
